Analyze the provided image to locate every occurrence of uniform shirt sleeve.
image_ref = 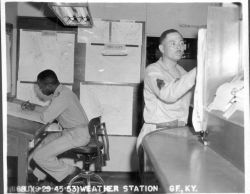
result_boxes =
[145,67,197,103]
[40,95,68,123]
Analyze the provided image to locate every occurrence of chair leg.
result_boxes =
[92,174,105,185]
[86,172,91,187]
[67,171,106,194]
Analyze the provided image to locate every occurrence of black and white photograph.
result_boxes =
[1,0,249,193]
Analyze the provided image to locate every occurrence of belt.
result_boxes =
[147,120,186,129]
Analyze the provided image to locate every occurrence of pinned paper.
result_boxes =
[192,29,206,132]
[18,30,75,83]
[80,84,134,135]
[207,79,244,118]
[102,43,128,56]
[85,44,141,83]
[78,19,109,43]
[111,21,142,45]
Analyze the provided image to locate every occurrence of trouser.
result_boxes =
[31,126,90,182]
[136,121,186,177]
[136,120,186,152]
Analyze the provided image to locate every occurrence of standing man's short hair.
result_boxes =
[37,69,59,85]
[159,29,183,44]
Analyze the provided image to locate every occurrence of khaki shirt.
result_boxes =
[40,85,88,128]
[143,58,196,124]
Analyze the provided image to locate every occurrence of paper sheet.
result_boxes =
[192,29,206,132]
[111,21,142,45]
[16,81,73,107]
[80,84,103,120]
[7,102,45,124]
[207,80,244,117]
[80,84,133,135]
[18,30,75,83]
[78,19,110,43]
[85,44,141,83]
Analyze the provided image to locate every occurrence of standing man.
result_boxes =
[137,29,197,168]
[30,69,90,185]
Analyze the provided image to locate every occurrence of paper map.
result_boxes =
[111,21,142,45]
[78,19,110,43]
[85,44,141,83]
[18,30,75,83]
[80,84,134,135]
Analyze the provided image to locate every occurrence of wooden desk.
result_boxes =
[7,115,44,186]
[142,127,244,193]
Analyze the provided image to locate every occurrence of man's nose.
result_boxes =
[176,44,181,49]
[177,44,186,50]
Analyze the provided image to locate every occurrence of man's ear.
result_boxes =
[159,44,164,54]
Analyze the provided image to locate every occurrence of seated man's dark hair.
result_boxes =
[159,29,182,44]
[37,69,59,85]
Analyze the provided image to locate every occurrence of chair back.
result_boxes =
[88,117,110,165]
[88,117,101,137]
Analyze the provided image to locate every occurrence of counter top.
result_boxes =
[142,127,244,193]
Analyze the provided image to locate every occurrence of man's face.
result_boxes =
[159,32,186,62]
[37,81,53,96]
[34,84,53,101]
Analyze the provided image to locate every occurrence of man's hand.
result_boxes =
[21,101,36,111]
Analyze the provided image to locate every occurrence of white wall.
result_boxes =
[17,2,54,17]
[89,3,147,22]
[89,3,212,37]
[90,3,214,38]
[6,2,18,25]
[146,3,210,37]
[102,136,139,171]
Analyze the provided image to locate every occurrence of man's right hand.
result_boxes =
[21,101,35,111]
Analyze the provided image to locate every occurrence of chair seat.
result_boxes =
[70,139,104,154]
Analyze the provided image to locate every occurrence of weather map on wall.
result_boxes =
[111,21,142,45]
[80,84,134,135]
[78,19,110,43]
[18,30,75,83]
[85,44,141,83]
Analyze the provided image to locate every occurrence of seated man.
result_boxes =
[30,69,90,185]
[137,29,197,171]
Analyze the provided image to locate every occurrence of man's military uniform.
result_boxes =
[137,58,196,150]
[32,84,90,182]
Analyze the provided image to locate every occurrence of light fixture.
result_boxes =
[48,3,93,27]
